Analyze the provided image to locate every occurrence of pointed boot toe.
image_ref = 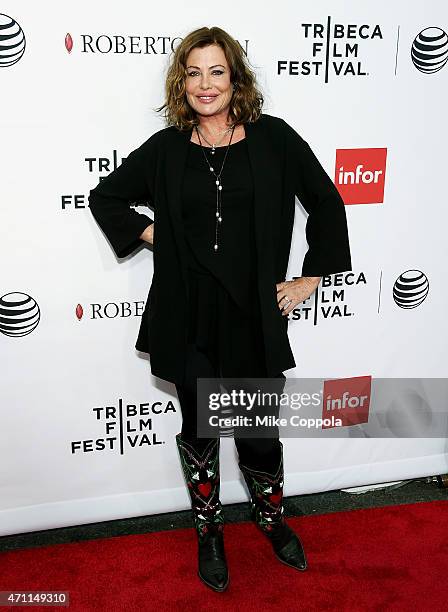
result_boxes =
[198,527,229,591]
[198,568,229,592]
[274,530,307,571]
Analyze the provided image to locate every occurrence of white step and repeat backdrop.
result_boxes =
[1,1,447,536]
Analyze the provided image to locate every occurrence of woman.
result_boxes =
[88,26,352,592]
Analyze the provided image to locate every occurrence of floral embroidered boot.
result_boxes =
[238,442,307,571]
[175,432,229,592]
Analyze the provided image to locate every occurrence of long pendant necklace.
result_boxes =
[196,126,233,155]
[196,124,236,252]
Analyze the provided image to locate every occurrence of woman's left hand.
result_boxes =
[276,276,321,316]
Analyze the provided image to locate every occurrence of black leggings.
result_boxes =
[175,342,285,472]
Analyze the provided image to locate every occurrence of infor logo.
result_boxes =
[322,375,372,428]
[335,148,387,205]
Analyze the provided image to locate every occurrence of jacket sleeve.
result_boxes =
[88,136,157,259]
[282,119,352,277]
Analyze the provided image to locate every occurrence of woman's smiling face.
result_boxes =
[185,44,233,119]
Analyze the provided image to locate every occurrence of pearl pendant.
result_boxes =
[218,216,222,222]
[214,243,218,250]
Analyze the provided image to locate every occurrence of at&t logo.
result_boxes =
[0,14,26,67]
[411,27,448,73]
[0,292,40,337]
[393,270,429,309]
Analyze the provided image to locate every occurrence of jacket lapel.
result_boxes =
[245,118,276,282]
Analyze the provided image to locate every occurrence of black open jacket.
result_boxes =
[88,113,352,384]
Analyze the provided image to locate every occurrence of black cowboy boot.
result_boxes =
[175,432,229,592]
[238,442,307,571]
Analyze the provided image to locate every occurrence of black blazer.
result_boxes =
[88,113,352,384]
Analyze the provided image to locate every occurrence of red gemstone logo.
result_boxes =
[65,33,73,53]
[76,304,83,320]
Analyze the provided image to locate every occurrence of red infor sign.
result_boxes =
[322,375,372,428]
[335,148,387,205]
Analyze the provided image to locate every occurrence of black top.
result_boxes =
[88,113,352,384]
[181,138,258,315]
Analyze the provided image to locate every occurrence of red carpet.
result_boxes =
[0,500,447,611]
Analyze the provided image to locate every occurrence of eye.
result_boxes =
[187,71,199,77]
[211,69,224,75]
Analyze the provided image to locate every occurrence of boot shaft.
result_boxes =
[238,443,285,532]
[175,433,224,538]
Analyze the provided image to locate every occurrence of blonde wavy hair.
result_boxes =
[157,26,263,130]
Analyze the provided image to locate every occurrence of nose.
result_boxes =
[199,72,211,90]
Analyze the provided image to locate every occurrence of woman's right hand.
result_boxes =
[140,223,154,245]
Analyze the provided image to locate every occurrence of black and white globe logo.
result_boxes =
[393,270,429,309]
[411,27,448,73]
[0,14,26,67]
[0,292,40,337]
